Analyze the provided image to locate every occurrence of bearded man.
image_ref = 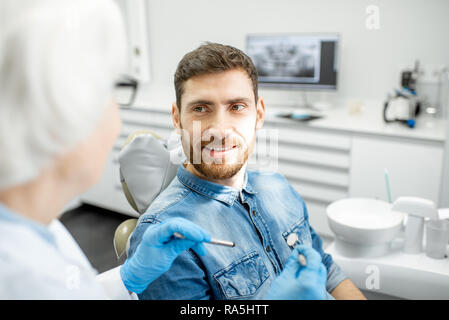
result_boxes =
[128,43,365,300]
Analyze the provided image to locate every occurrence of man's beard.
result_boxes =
[187,134,254,180]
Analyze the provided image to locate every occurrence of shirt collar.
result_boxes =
[177,164,257,206]
[0,202,56,246]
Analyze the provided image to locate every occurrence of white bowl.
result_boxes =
[327,198,405,257]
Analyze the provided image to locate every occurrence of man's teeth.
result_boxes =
[205,146,234,151]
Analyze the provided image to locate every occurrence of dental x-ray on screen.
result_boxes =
[246,34,339,90]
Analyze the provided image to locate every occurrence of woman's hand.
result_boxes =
[120,217,211,293]
[266,245,328,300]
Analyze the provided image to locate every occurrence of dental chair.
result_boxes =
[113,130,185,259]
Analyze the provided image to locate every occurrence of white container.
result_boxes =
[327,198,405,257]
[425,220,449,259]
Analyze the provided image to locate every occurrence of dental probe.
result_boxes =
[298,253,307,267]
[173,232,236,248]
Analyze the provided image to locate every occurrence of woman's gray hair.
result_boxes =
[0,0,127,189]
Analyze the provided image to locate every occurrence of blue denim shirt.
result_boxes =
[128,165,347,300]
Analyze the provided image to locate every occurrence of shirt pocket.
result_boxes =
[282,217,313,248]
[213,251,270,299]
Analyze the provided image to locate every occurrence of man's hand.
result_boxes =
[120,217,211,294]
[266,245,328,300]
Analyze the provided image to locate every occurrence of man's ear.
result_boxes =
[172,103,182,132]
[255,97,266,130]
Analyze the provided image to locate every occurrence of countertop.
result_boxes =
[265,103,446,143]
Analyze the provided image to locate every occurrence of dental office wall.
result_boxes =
[142,0,449,105]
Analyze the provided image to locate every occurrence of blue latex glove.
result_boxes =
[266,244,328,300]
[120,217,211,293]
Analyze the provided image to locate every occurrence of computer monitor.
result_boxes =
[246,33,339,90]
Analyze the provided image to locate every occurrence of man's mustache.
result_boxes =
[199,137,244,149]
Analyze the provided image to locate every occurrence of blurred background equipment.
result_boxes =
[383,60,421,128]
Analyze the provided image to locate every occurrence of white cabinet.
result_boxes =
[349,136,444,204]
[250,122,352,237]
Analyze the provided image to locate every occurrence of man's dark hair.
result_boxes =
[174,42,259,109]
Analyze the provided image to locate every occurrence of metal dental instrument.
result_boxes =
[298,253,307,267]
[173,232,235,248]
[286,233,307,266]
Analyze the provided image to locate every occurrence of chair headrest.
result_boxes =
[118,130,185,214]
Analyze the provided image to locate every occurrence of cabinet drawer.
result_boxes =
[273,125,351,151]
[277,143,350,169]
[278,162,349,188]
[289,181,347,204]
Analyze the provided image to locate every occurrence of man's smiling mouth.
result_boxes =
[203,145,239,158]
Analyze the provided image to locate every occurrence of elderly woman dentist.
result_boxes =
[0,0,328,300]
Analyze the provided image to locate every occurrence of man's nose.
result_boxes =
[203,109,234,143]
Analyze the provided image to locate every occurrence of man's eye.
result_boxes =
[231,104,246,111]
[193,106,207,113]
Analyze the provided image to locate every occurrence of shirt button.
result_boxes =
[266,245,271,252]
[286,233,299,247]
[252,210,256,217]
